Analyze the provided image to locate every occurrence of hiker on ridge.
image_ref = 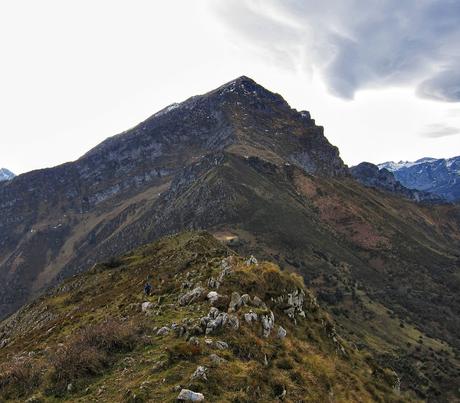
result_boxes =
[144,281,152,296]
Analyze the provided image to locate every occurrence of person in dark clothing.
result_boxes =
[144,282,152,296]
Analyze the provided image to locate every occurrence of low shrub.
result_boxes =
[50,344,107,390]
[276,357,294,370]
[78,319,139,353]
[104,257,123,269]
[0,357,42,398]
[49,319,140,392]
[166,342,201,363]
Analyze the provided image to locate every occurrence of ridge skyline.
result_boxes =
[4,75,459,176]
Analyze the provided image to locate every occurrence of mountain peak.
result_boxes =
[84,76,347,177]
[220,75,258,88]
[210,75,285,104]
[230,74,256,84]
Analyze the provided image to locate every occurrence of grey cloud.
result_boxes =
[420,124,460,138]
[210,0,460,101]
[417,69,460,102]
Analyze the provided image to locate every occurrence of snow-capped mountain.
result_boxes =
[378,157,438,171]
[0,168,15,182]
[350,162,441,202]
[378,156,460,202]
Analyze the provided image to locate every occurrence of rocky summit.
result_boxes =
[0,77,459,401]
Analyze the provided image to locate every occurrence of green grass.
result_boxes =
[0,232,414,402]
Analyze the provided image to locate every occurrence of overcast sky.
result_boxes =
[1,0,459,175]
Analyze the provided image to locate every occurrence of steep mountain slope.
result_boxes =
[0,77,459,400]
[350,162,440,202]
[0,76,345,319]
[0,168,15,182]
[0,232,408,402]
[379,156,460,201]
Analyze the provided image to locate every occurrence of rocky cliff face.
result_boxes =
[350,162,441,202]
[379,156,460,202]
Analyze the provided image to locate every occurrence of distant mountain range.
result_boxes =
[379,156,460,202]
[0,168,15,182]
[349,162,441,203]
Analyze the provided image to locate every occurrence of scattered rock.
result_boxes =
[277,326,287,339]
[179,287,205,306]
[393,373,401,394]
[209,353,226,367]
[220,258,232,272]
[251,296,267,310]
[241,294,250,305]
[214,340,228,350]
[207,277,220,289]
[206,312,228,334]
[218,258,233,281]
[177,389,205,401]
[124,389,142,402]
[188,336,200,346]
[171,323,186,337]
[151,360,168,372]
[245,255,258,266]
[277,387,287,400]
[229,292,244,312]
[284,289,306,322]
[156,326,170,336]
[207,291,220,304]
[205,307,217,319]
[227,314,240,330]
[141,301,154,312]
[325,322,347,356]
[25,396,43,403]
[244,310,258,324]
[201,308,229,334]
[190,365,208,382]
[261,311,275,337]
[181,280,194,289]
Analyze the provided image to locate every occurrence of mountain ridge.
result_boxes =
[0,77,459,400]
[0,231,409,402]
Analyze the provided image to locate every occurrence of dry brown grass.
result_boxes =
[0,356,42,398]
[166,341,202,363]
[49,319,140,392]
